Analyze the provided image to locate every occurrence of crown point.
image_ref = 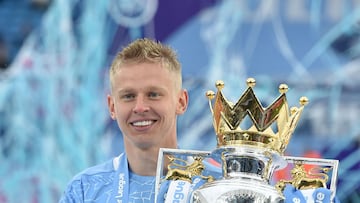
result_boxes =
[215,80,225,90]
[246,78,256,87]
[279,84,289,94]
[290,107,298,114]
[299,96,309,106]
[206,90,215,100]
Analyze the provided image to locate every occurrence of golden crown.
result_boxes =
[206,78,308,154]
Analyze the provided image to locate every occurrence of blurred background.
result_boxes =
[0,0,359,202]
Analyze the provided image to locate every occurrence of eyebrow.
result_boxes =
[116,86,168,95]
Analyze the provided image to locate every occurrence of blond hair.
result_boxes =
[109,38,182,90]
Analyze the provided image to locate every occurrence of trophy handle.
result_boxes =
[278,156,339,202]
[155,148,211,203]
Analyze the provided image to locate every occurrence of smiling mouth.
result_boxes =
[131,120,155,127]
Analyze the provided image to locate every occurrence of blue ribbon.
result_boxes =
[157,177,209,203]
[284,185,332,203]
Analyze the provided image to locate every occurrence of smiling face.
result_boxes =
[107,62,188,150]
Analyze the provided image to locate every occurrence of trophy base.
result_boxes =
[191,177,284,203]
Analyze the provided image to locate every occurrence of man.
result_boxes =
[59,38,188,202]
[59,38,337,203]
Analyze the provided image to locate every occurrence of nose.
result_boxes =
[133,95,150,113]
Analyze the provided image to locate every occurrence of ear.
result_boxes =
[107,94,116,120]
[176,89,189,115]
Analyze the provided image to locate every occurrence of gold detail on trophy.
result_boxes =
[206,78,308,154]
[275,163,331,192]
[164,156,214,182]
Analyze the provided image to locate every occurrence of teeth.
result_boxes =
[132,120,153,126]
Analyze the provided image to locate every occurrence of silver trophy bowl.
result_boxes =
[191,146,286,203]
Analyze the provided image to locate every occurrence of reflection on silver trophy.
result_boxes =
[155,78,339,203]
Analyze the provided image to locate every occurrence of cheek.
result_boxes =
[115,109,129,129]
[165,104,179,117]
[115,104,126,118]
[113,102,129,120]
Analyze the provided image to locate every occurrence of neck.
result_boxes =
[125,143,177,176]
[127,148,158,176]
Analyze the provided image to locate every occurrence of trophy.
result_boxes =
[155,78,339,203]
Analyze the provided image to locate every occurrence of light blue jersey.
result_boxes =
[59,153,155,203]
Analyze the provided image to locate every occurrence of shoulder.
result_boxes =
[59,154,124,202]
[71,158,116,181]
[70,152,126,185]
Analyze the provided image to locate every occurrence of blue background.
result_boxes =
[0,0,359,202]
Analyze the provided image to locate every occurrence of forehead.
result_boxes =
[112,62,179,90]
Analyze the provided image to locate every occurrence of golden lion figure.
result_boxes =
[164,156,214,183]
[275,163,331,192]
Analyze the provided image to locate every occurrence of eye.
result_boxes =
[120,93,135,101]
[148,92,160,98]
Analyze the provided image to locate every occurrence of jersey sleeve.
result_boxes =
[59,180,84,203]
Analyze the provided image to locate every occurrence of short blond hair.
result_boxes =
[109,38,182,90]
